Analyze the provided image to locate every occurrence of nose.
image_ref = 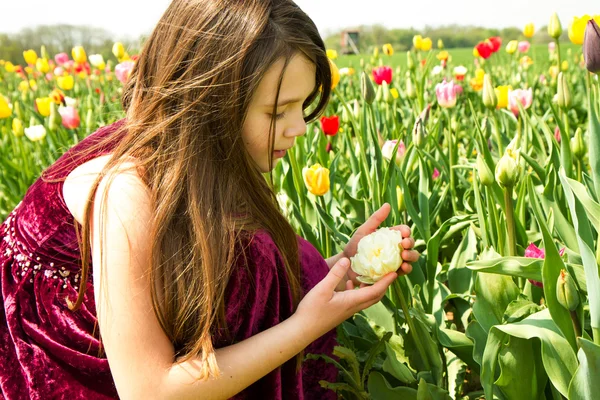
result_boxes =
[285,112,307,138]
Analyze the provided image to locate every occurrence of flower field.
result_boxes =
[2,12,600,400]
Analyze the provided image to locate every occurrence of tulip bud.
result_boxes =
[482,74,498,109]
[405,76,416,99]
[495,138,521,188]
[352,99,360,120]
[375,84,383,103]
[412,117,426,148]
[477,155,494,186]
[341,103,351,124]
[556,269,579,311]
[548,12,563,39]
[12,118,24,137]
[407,51,416,71]
[360,72,375,104]
[557,72,571,110]
[86,109,94,130]
[48,102,61,132]
[584,19,600,74]
[437,39,444,49]
[396,186,406,211]
[571,127,587,158]
[40,45,49,60]
[382,81,392,103]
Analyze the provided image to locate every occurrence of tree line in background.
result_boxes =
[0,25,144,63]
[323,23,569,53]
[0,23,570,62]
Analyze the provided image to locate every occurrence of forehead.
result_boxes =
[254,53,316,103]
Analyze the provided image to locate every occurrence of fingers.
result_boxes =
[401,236,415,250]
[349,271,397,308]
[360,203,391,234]
[397,262,413,275]
[322,257,351,291]
[402,249,420,263]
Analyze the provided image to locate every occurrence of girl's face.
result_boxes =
[242,53,317,173]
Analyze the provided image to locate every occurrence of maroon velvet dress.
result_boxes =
[0,120,338,399]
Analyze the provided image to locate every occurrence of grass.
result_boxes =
[334,42,583,69]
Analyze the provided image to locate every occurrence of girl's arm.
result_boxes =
[90,169,328,400]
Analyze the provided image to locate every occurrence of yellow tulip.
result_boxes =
[112,42,125,60]
[71,46,87,64]
[18,81,30,92]
[470,68,485,91]
[523,22,535,38]
[421,37,432,51]
[35,97,52,117]
[302,164,330,196]
[382,43,394,56]
[12,118,24,137]
[57,75,74,91]
[495,85,511,109]
[436,50,449,61]
[549,65,559,79]
[561,60,569,71]
[568,15,592,44]
[373,47,379,57]
[390,88,399,99]
[24,66,33,75]
[0,96,12,119]
[23,49,38,65]
[36,58,50,73]
[413,35,423,50]
[506,40,519,55]
[326,49,338,60]
[4,61,15,73]
[28,79,37,91]
[329,59,340,90]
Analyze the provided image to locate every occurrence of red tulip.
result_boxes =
[488,37,502,53]
[372,66,392,85]
[320,115,340,136]
[475,41,494,59]
[524,243,566,288]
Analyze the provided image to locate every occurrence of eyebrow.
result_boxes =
[264,97,304,108]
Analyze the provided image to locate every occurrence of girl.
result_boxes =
[0,0,419,399]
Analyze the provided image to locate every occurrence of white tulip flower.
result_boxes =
[350,227,404,284]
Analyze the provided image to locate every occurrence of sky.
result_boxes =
[0,0,598,40]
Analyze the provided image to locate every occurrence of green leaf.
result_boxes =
[494,309,578,398]
[472,271,520,332]
[467,256,544,282]
[568,337,600,400]
[382,342,416,384]
[437,328,478,374]
[527,177,578,351]
[558,169,600,342]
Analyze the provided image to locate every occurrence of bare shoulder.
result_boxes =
[62,153,151,226]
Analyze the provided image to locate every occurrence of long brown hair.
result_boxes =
[51,0,331,380]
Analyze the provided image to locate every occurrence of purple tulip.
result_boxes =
[584,19,600,74]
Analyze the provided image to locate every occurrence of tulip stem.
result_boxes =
[570,310,582,340]
[504,186,517,257]
[555,40,562,71]
[391,279,431,372]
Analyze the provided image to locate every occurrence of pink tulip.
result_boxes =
[53,66,64,76]
[58,106,80,129]
[508,88,533,116]
[372,66,392,85]
[432,168,440,180]
[54,52,70,65]
[518,41,531,53]
[548,42,556,52]
[524,243,566,288]
[435,80,459,108]
[115,60,135,84]
[381,139,406,165]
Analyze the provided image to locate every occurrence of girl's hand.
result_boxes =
[296,257,398,338]
[343,203,419,288]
